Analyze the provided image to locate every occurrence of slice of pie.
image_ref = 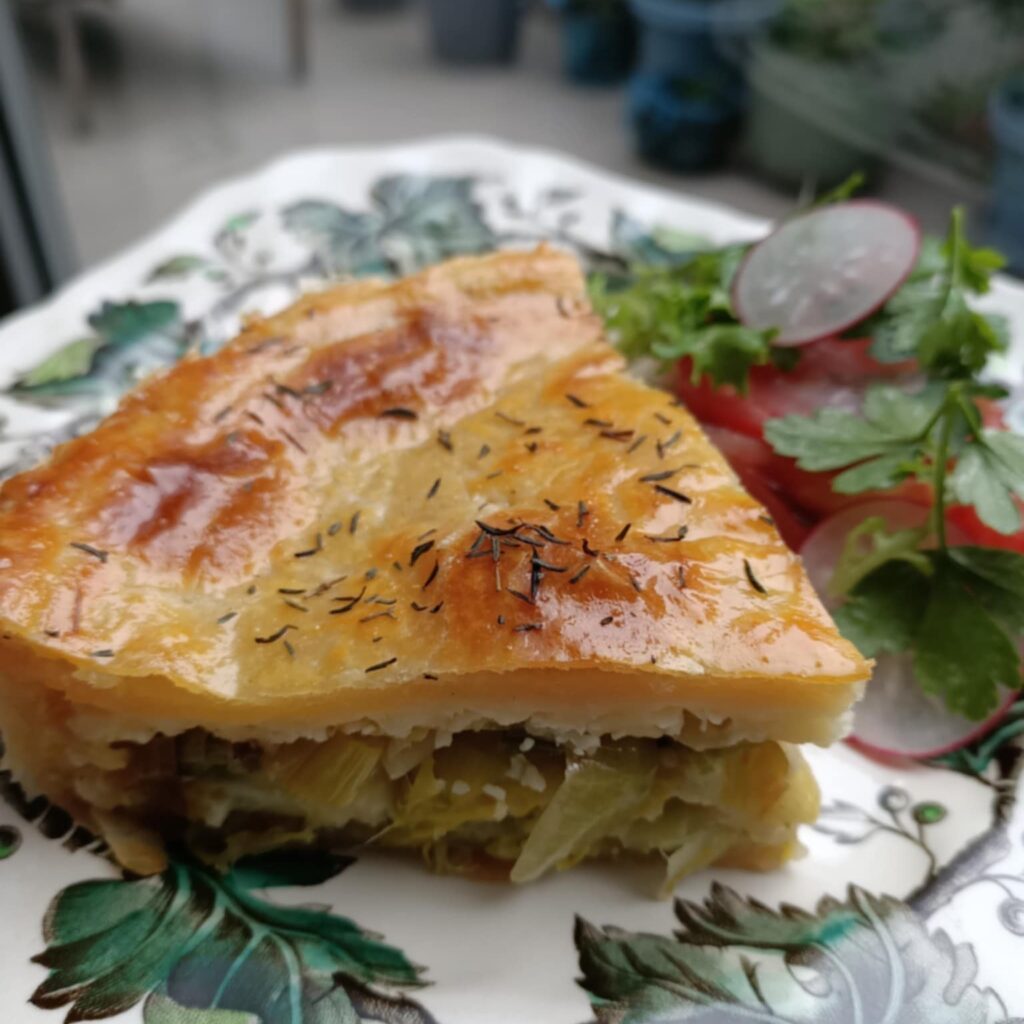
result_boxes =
[0,247,869,888]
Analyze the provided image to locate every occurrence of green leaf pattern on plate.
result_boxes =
[576,884,998,1023]
[281,176,495,278]
[608,210,705,267]
[11,299,186,405]
[0,823,20,860]
[147,256,211,282]
[32,852,435,1024]
[144,988,257,1024]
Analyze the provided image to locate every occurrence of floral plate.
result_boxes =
[1,137,1023,1024]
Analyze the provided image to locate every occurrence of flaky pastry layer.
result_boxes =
[0,247,866,732]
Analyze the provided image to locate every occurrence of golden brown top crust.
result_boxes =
[0,247,868,725]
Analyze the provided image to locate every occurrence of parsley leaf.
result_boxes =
[863,209,1006,373]
[858,238,945,363]
[833,560,929,657]
[829,516,930,597]
[590,248,778,391]
[913,557,1019,720]
[767,376,1024,537]
[867,293,936,364]
[661,324,776,392]
[947,546,1024,632]
[917,294,1005,378]
[950,429,1024,534]
[835,550,1022,720]
[945,230,1006,295]
[812,171,867,207]
[763,385,939,475]
[766,372,1023,717]
[831,452,918,494]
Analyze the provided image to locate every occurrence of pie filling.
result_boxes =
[8,701,819,891]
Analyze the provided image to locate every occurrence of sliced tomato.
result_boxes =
[778,461,932,520]
[702,421,930,534]
[680,337,931,521]
[947,502,1024,553]
[977,398,1008,430]
[675,337,917,440]
[680,336,1022,552]
[936,400,1021,546]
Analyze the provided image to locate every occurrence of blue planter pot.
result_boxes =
[427,0,521,64]
[990,79,1024,213]
[987,78,1024,271]
[562,9,635,85]
[629,0,778,84]
[629,72,742,171]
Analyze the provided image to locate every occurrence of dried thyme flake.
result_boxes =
[70,542,108,563]
[744,559,768,595]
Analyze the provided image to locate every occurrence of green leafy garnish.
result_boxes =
[765,384,942,485]
[812,170,867,207]
[949,545,1024,632]
[763,207,1023,719]
[591,175,872,390]
[589,246,781,391]
[950,429,1024,534]
[861,208,1007,367]
[914,555,1020,718]
[829,516,930,596]
[836,548,1024,719]
[832,560,928,657]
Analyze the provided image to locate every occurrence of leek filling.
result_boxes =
[105,728,818,889]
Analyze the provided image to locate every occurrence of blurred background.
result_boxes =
[2,0,1023,316]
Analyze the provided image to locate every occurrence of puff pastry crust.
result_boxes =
[0,247,868,738]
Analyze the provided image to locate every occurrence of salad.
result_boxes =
[592,183,1024,761]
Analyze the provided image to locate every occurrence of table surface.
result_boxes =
[22,0,984,273]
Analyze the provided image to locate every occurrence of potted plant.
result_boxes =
[548,0,636,85]
[908,77,994,179]
[982,0,1024,30]
[625,0,778,172]
[629,0,780,85]
[875,0,949,49]
[426,0,522,64]
[742,0,905,188]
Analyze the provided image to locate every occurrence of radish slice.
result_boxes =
[845,665,1020,761]
[799,499,943,600]
[801,499,1017,758]
[733,201,921,347]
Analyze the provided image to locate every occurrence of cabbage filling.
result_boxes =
[93,728,818,891]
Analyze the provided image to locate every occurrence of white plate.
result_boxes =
[1,137,1022,1023]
